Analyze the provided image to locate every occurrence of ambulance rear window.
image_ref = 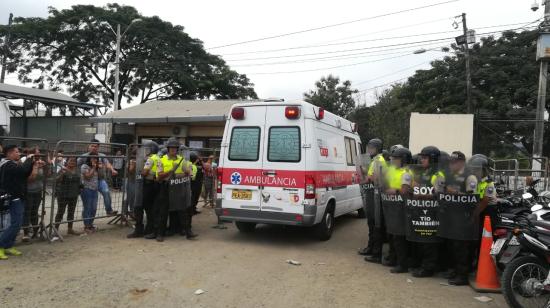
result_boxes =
[268,126,300,163]
[228,127,261,161]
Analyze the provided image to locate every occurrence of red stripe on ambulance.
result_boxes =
[218,168,357,188]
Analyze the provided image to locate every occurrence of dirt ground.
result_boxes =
[0,202,506,308]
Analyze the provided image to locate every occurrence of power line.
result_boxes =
[353,60,436,86]
[223,26,537,63]
[218,20,538,56]
[233,53,426,75]
[207,0,459,50]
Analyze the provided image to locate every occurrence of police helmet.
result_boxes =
[367,138,383,153]
[166,138,180,149]
[159,147,168,156]
[143,141,159,154]
[438,151,450,170]
[381,149,390,161]
[419,146,440,163]
[189,152,199,162]
[411,154,419,165]
[389,144,404,154]
[467,154,489,170]
[390,147,412,165]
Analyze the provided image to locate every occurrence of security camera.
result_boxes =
[532,0,540,11]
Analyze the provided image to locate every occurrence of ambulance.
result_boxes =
[215,99,365,240]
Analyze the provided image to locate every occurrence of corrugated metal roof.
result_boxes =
[0,83,98,109]
[91,99,261,123]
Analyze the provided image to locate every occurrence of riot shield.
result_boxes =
[168,176,191,211]
[373,188,383,228]
[133,146,147,209]
[381,193,406,235]
[437,193,480,240]
[405,195,441,243]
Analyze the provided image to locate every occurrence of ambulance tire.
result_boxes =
[314,206,334,241]
[235,221,256,233]
[357,208,367,219]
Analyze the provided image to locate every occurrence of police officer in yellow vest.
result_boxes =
[129,141,160,238]
[410,146,445,278]
[359,138,387,259]
[384,147,414,273]
[154,139,193,242]
[443,151,479,285]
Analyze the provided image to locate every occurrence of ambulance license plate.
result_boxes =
[232,190,252,200]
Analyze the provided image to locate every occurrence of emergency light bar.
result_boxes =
[285,106,300,119]
[231,107,245,120]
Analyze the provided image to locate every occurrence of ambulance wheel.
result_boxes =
[235,221,256,233]
[357,208,367,218]
[314,210,334,241]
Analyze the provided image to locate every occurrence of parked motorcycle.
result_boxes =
[500,215,550,308]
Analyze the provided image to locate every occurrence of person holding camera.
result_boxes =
[0,145,35,260]
[81,157,100,233]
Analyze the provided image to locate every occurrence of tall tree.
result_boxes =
[0,4,257,110]
[304,75,358,118]
[352,29,549,158]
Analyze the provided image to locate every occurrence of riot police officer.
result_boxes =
[410,146,445,278]
[359,138,386,261]
[129,141,160,238]
[443,151,479,285]
[154,139,191,242]
[384,147,414,273]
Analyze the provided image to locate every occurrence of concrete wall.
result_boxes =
[409,112,474,157]
[9,117,99,144]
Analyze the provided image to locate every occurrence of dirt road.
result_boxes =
[0,205,505,308]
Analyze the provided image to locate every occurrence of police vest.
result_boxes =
[191,164,198,181]
[477,179,493,199]
[387,167,407,190]
[417,169,444,188]
[160,155,186,181]
[144,154,160,180]
[367,154,386,177]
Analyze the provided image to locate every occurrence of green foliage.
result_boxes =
[303,75,358,118]
[350,29,549,157]
[0,4,257,109]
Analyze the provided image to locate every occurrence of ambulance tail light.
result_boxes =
[316,107,324,120]
[231,107,245,120]
[305,175,316,199]
[285,106,300,119]
[216,169,223,193]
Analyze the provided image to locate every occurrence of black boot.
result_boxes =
[186,229,198,240]
[364,255,382,263]
[144,233,157,240]
[412,268,434,278]
[358,246,373,256]
[448,275,468,286]
[390,266,408,274]
[127,225,144,239]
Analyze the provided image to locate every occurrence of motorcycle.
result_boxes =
[491,192,550,271]
[500,214,550,308]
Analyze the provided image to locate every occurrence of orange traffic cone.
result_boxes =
[470,216,501,293]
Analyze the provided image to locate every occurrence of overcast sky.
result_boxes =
[0,0,541,107]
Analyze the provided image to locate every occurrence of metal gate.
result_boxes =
[46,140,128,241]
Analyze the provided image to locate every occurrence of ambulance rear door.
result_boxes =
[259,105,306,215]
[221,105,266,212]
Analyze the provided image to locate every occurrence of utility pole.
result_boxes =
[462,13,473,114]
[113,24,121,111]
[533,1,550,165]
[0,13,14,84]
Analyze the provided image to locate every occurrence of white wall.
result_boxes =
[409,113,474,157]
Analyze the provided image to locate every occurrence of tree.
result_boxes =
[0,4,257,110]
[304,75,358,118]
[353,29,549,158]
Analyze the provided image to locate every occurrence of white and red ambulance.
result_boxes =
[215,99,364,240]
